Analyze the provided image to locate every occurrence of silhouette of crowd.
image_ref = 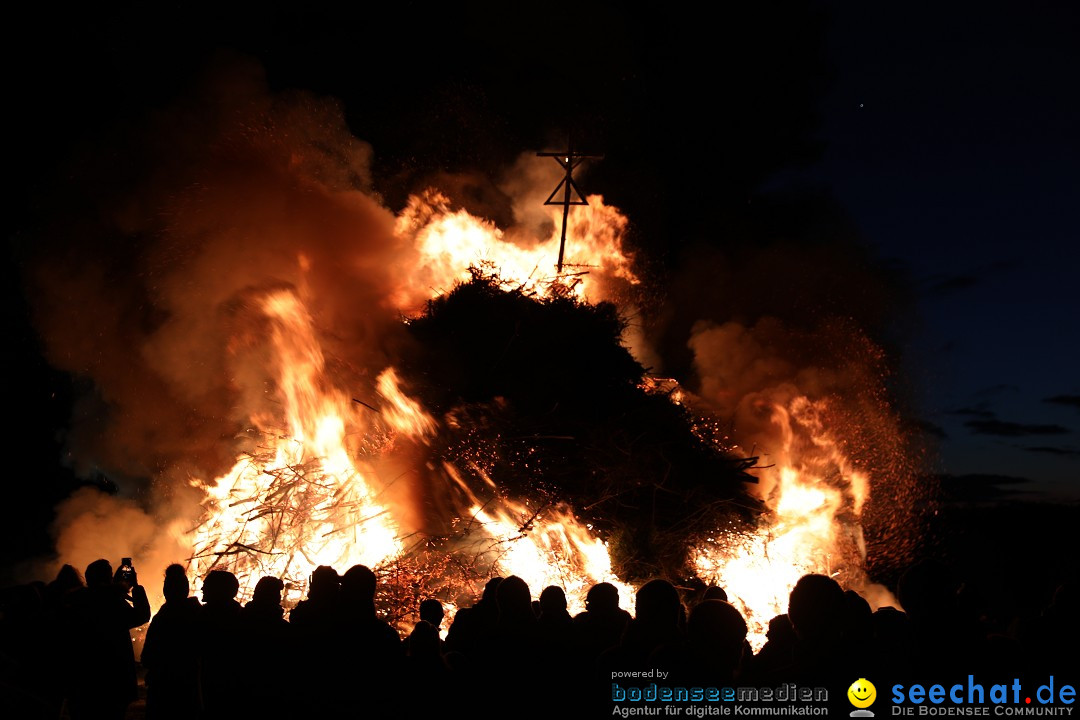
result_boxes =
[1,558,1076,719]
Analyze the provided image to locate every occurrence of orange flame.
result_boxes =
[392,189,637,309]
[377,368,436,439]
[465,502,635,615]
[190,290,402,605]
[188,284,634,612]
[186,188,888,645]
[693,398,876,650]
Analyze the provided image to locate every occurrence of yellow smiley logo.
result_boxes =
[848,678,877,709]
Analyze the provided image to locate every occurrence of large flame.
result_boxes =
[186,189,888,644]
[694,398,875,650]
[464,502,635,615]
[190,290,403,605]
[392,189,637,308]
[188,192,640,610]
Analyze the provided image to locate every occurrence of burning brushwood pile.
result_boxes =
[28,84,921,656]
[186,268,763,627]
[183,251,896,649]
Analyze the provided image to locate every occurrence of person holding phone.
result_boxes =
[62,557,151,720]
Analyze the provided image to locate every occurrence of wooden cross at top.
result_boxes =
[537,144,603,274]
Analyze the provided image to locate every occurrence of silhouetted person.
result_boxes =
[287,565,344,713]
[840,589,874,653]
[598,579,684,685]
[789,574,844,639]
[870,605,911,677]
[64,558,150,720]
[494,575,538,646]
[237,576,294,715]
[623,578,685,666]
[418,598,445,632]
[749,613,797,679]
[199,569,242,720]
[406,618,446,665]
[4,577,55,717]
[403,619,452,711]
[538,585,573,630]
[141,564,202,720]
[703,585,729,602]
[657,599,748,686]
[783,573,849,683]
[572,582,632,660]
[486,576,539,704]
[444,576,502,659]
[33,566,84,714]
[536,585,574,671]
[46,564,84,608]
[339,569,403,716]
[339,564,403,706]
[289,565,340,639]
[592,579,684,714]
[243,576,287,624]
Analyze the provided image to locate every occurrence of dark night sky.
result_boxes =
[3,0,1078,568]
[804,2,1080,497]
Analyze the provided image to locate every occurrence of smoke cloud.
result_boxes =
[28,59,420,589]
[28,58,642,594]
[26,53,925,610]
[30,59,407,487]
[687,313,928,582]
